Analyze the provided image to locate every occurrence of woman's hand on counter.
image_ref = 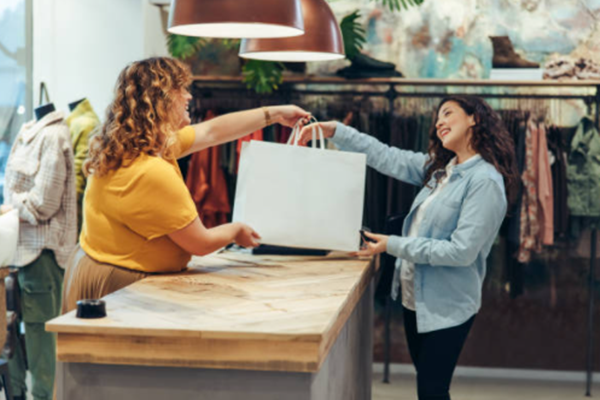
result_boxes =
[351,231,389,257]
[233,222,261,248]
[296,121,337,146]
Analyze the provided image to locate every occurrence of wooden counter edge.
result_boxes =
[55,332,321,373]
[317,256,377,369]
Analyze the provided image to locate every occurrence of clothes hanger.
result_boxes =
[34,82,55,120]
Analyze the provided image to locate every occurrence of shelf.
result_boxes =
[192,75,600,88]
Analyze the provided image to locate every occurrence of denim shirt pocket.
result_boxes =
[431,199,462,237]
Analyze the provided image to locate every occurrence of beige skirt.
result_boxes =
[61,245,149,314]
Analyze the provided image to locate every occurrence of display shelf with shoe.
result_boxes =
[489,36,543,80]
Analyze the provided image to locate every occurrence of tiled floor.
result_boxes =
[373,372,600,400]
[2,370,598,399]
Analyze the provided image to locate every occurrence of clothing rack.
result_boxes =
[192,76,600,397]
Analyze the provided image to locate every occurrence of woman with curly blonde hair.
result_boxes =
[62,57,310,312]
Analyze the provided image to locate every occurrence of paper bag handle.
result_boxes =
[287,117,325,150]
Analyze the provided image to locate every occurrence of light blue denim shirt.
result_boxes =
[331,123,507,333]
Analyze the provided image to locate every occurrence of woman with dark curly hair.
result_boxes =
[297,95,519,400]
[62,57,310,313]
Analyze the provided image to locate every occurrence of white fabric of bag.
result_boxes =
[0,209,19,267]
[233,121,366,252]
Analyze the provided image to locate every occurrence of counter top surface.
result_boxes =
[47,252,375,372]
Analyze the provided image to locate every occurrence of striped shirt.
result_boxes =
[3,111,77,268]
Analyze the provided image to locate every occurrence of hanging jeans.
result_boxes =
[403,307,475,400]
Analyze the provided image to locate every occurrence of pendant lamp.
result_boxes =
[238,0,344,62]
[168,0,305,39]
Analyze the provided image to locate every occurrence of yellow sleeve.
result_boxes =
[176,126,196,158]
[119,160,198,240]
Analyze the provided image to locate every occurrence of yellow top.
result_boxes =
[80,127,198,273]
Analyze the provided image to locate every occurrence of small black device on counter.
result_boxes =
[252,245,329,256]
[76,299,107,319]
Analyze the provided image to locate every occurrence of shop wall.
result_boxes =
[141,1,600,80]
[33,0,144,117]
[143,1,170,59]
[313,0,600,78]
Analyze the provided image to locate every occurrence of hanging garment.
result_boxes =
[505,112,528,246]
[65,99,100,233]
[567,116,600,217]
[236,128,263,173]
[547,126,569,239]
[359,111,389,233]
[536,122,554,246]
[414,114,432,154]
[500,111,528,296]
[518,118,541,263]
[186,111,231,228]
[387,114,419,219]
[263,125,277,143]
[276,125,293,144]
[3,111,77,268]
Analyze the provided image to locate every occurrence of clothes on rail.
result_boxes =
[567,116,600,218]
[517,116,555,263]
[547,125,569,240]
[185,110,230,229]
[183,100,600,295]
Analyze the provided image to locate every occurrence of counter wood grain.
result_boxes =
[47,253,375,373]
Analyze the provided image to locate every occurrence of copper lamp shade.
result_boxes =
[239,0,345,62]
[168,0,305,39]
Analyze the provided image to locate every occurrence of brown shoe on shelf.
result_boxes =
[490,36,539,69]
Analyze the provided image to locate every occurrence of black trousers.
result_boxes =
[403,307,475,400]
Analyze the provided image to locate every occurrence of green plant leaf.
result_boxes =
[167,34,206,60]
[221,39,241,51]
[369,0,425,12]
[340,11,366,61]
[242,60,284,94]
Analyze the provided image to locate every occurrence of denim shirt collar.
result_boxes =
[452,154,483,176]
[434,154,483,180]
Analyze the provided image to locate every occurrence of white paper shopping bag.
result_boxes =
[233,123,366,252]
[0,209,19,266]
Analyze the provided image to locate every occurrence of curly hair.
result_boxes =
[84,57,192,177]
[423,95,520,206]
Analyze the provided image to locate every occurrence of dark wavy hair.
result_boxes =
[423,95,520,206]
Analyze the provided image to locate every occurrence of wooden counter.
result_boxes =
[47,252,377,400]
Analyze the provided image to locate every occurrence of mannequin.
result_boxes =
[5,95,75,400]
[68,98,86,112]
[34,103,56,120]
